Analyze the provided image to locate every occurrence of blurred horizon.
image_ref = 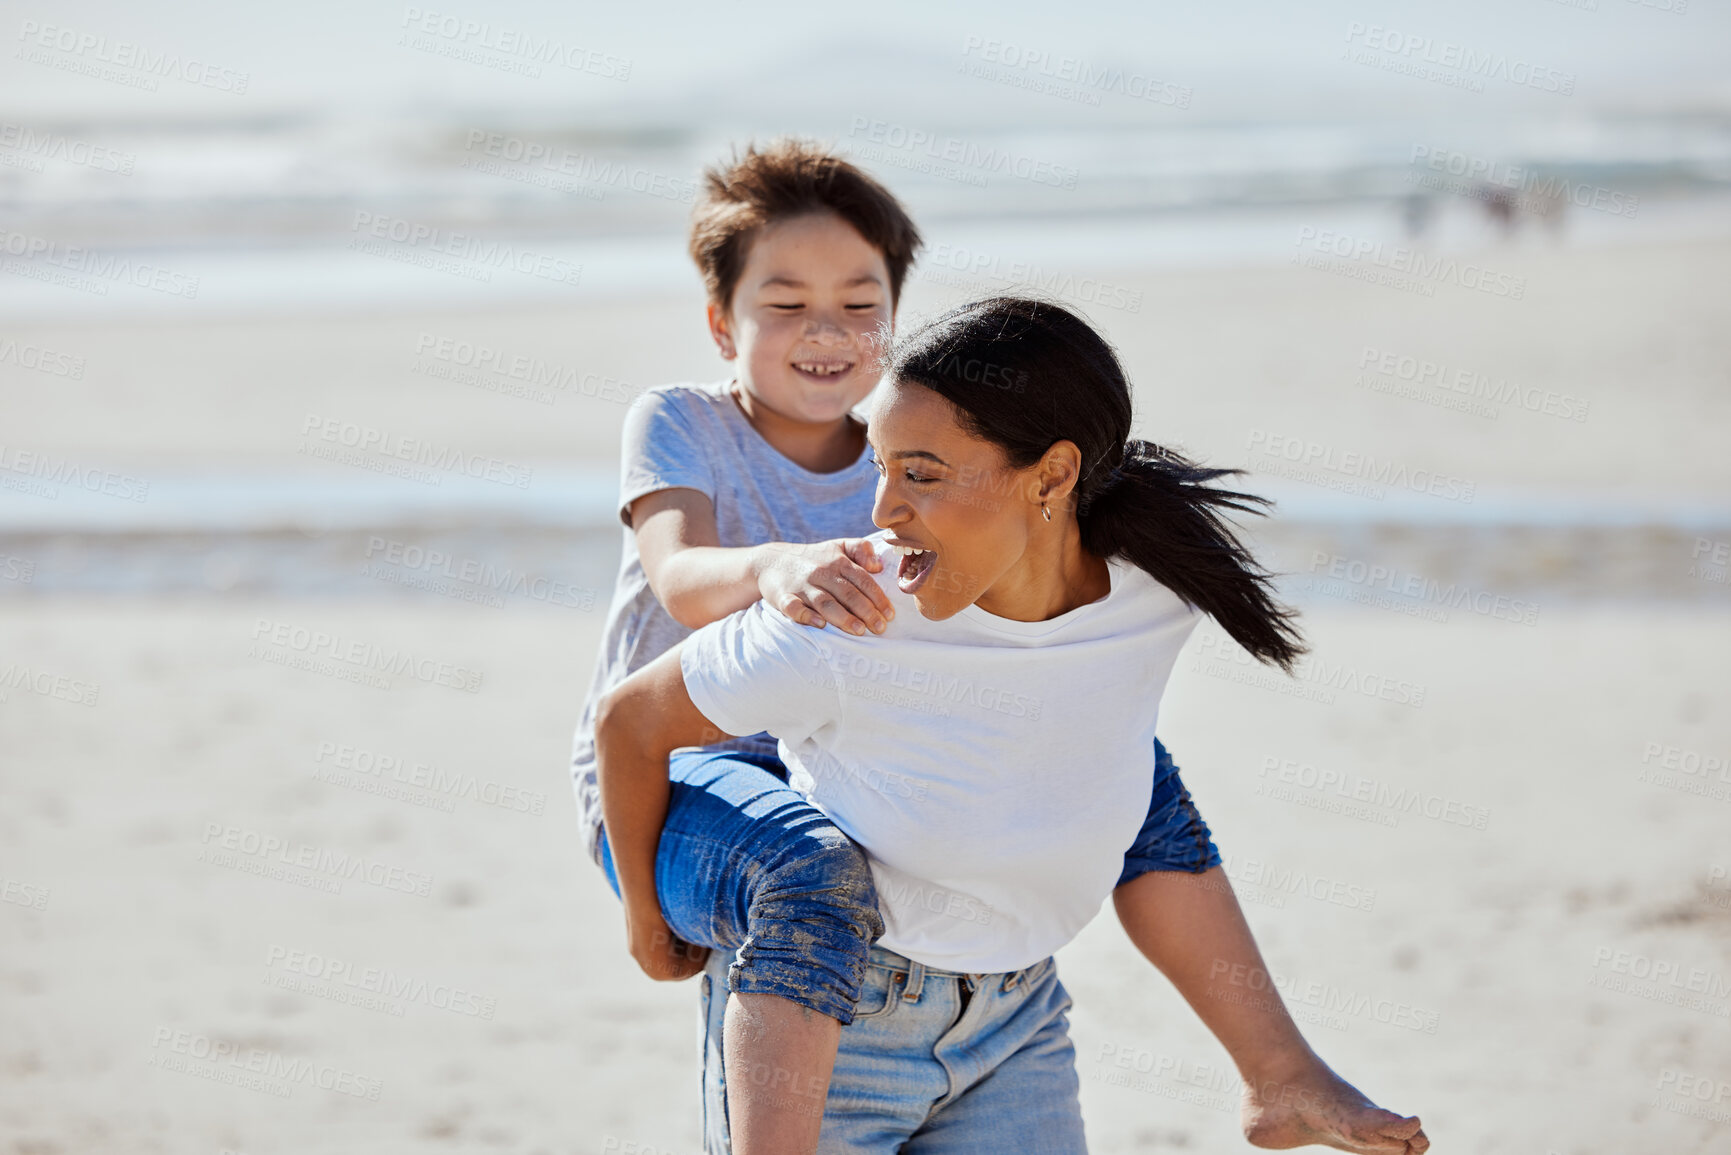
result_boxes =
[5,0,1731,260]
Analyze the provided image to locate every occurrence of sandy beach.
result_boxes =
[4,234,1731,1154]
[2,596,1728,1154]
[6,235,1729,500]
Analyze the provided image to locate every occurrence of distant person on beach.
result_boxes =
[572,142,1426,1153]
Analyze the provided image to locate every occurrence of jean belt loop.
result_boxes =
[903,958,926,1002]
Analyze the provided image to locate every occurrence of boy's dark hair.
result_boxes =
[888,296,1307,673]
[690,138,922,311]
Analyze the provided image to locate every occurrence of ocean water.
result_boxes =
[4,107,1729,597]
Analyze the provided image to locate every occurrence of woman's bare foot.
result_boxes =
[1241,1061,1429,1153]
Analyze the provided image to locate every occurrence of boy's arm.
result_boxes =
[1112,870,1429,1153]
[594,645,729,982]
[631,488,892,634]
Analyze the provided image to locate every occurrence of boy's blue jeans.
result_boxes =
[597,741,1220,1024]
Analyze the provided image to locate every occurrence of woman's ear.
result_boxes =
[1034,440,1085,508]
[706,301,737,360]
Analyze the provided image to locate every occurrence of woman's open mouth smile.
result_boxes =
[892,542,937,594]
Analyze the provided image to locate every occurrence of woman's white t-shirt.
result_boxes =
[679,531,1200,973]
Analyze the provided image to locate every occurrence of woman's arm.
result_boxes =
[594,644,731,981]
[631,488,892,634]
[1113,870,1429,1153]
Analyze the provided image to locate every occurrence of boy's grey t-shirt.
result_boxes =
[571,379,880,867]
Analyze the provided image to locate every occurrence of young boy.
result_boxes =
[574,140,1427,1155]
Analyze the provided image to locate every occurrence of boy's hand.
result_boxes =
[625,902,709,982]
[1241,1060,1428,1153]
[756,538,895,636]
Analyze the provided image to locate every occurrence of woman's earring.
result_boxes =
[1041,503,1052,522]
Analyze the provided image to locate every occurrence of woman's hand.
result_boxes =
[624,901,709,981]
[1241,1058,1428,1153]
[756,538,894,636]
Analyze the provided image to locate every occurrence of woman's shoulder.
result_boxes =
[1109,557,1202,624]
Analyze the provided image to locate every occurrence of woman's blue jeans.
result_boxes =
[597,739,1220,1025]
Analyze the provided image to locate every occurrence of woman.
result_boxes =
[597,297,1428,1154]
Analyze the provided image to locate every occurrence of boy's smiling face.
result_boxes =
[709,211,893,424]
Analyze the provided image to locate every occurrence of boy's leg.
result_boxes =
[601,748,883,1154]
[1115,736,1222,889]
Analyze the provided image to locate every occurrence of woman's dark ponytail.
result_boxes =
[1078,439,1304,672]
[888,296,1306,672]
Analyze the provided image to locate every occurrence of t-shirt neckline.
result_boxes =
[716,380,876,487]
[955,557,1124,638]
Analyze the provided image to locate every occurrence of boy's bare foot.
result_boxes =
[1242,1062,1429,1153]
